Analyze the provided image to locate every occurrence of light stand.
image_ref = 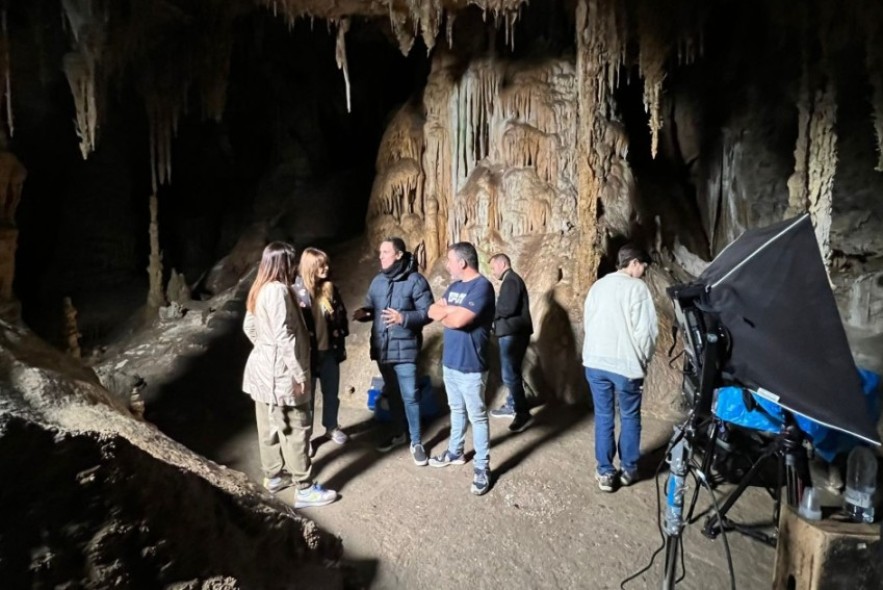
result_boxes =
[661,329,723,590]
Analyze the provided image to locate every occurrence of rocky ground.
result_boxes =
[211,403,778,590]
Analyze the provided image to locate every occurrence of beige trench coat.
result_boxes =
[242,281,312,407]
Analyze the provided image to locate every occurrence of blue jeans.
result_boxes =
[311,351,341,432]
[379,361,421,445]
[499,334,530,415]
[585,367,644,476]
[443,367,490,471]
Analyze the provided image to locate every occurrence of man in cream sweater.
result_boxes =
[583,244,658,492]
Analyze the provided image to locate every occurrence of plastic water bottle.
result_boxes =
[799,486,822,521]
[843,446,877,524]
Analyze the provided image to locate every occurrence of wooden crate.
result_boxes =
[773,505,881,589]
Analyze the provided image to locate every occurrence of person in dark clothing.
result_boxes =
[294,247,349,447]
[353,237,434,465]
[488,254,535,432]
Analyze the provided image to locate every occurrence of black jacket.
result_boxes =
[358,253,433,364]
[493,269,533,337]
[293,276,349,370]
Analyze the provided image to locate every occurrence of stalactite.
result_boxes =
[196,8,235,122]
[446,12,455,49]
[388,2,415,56]
[62,52,98,159]
[335,18,352,113]
[1,7,13,137]
[61,0,105,159]
[147,194,165,311]
[145,79,188,194]
[637,0,670,159]
[410,0,442,55]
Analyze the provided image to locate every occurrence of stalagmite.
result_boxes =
[62,297,82,359]
[335,18,352,113]
[147,194,166,311]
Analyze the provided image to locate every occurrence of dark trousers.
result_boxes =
[499,333,530,415]
[378,361,421,445]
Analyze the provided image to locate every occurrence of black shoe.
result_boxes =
[508,413,533,433]
[411,443,428,466]
[376,433,407,453]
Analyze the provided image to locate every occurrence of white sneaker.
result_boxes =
[328,428,349,445]
[294,483,338,508]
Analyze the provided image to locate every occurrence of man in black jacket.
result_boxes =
[353,237,434,465]
[488,253,534,432]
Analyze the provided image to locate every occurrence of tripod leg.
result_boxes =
[662,535,679,590]
[704,442,777,538]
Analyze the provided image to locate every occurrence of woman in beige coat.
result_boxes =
[242,241,337,508]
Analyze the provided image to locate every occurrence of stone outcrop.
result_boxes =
[0,318,343,588]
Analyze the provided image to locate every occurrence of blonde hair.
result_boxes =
[246,242,297,313]
[299,247,335,312]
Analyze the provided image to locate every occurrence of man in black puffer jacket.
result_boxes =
[353,237,434,465]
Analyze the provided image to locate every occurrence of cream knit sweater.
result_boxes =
[582,271,659,379]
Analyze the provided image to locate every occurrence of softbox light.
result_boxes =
[698,214,881,445]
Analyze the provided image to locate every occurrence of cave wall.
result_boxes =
[357,0,883,413]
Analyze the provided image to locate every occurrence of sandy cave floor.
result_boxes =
[209,403,776,589]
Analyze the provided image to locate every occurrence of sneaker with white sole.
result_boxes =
[428,450,467,467]
[596,471,617,492]
[376,432,408,452]
[328,428,349,445]
[471,468,491,495]
[489,405,516,419]
[262,473,293,494]
[411,443,428,466]
[619,469,638,487]
[294,483,338,508]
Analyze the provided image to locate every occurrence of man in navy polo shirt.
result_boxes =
[427,241,496,495]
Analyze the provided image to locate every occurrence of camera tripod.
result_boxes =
[661,409,810,589]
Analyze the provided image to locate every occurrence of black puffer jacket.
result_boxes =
[358,253,433,364]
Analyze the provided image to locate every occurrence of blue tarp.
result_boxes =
[713,369,881,462]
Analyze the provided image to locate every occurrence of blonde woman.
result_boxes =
[242,241,337,508]
[295,247,349,445]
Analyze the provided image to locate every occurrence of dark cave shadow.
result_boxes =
[314,411,451,492]
[143,297,255,462]
[339,558,380,590]
[490,401,592,482]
